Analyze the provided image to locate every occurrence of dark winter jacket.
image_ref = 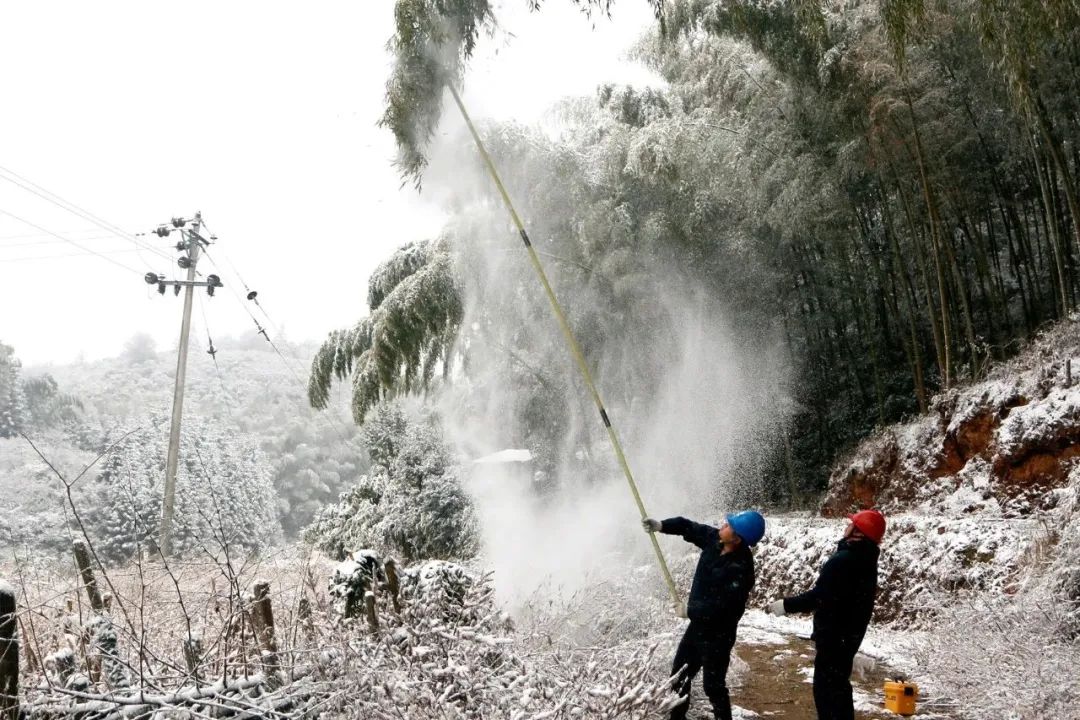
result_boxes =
[784,538,879,646]
[660,517,755,631]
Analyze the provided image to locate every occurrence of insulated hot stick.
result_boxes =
[447,84,684,616]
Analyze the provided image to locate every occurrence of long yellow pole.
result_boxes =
[448,85,683,614]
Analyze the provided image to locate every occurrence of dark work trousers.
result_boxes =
[812,638,859,720]
[670,621,735,720]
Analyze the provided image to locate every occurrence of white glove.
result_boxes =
[766,599,786,616]
[642,518,662,533]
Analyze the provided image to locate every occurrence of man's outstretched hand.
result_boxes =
[765,599,787,616]
[642,518,662,533]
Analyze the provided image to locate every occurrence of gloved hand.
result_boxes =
[642,518,662,533]
[766,599,786,616]
[673,600,688,619]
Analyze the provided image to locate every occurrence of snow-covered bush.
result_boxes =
[329,549,385,617]
[84,414,280,563]
[305,403,478,563]
[904,475,1080,718]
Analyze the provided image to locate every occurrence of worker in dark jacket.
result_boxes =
[765,509,885,720]
[642,510,765,720]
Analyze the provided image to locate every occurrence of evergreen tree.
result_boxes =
[305,402,477,563]
[86,413,280,563]
[22,374,83,433]
[270,417,368,536]
[0,342,26,438]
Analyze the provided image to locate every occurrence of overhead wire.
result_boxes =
[199,246,310,382]
[196,245,354,444]
[193,291,241,425]
[0,208,145,276]
[197,228,290,340]
[0,231,115,246]
[0,228,99,240]
[0,164,175,266]
[0,247,144,263]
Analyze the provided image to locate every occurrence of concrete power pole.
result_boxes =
[143,212,222,555]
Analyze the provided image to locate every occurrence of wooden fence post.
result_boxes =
[384,559,401,613]
[249,581,279,678]
[1,581,19,720]
[182,636,203,684]
[18,619,38,674]
[364,591,379,631]
[71,541,104,613]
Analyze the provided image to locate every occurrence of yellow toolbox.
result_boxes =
[883,680,918,715]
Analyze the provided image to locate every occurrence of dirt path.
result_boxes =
[677,626,957,720]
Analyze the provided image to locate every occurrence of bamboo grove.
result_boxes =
[326,0,1080,499]
[663,0,1080,490]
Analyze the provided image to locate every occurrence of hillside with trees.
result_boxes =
[0,336,368,552]
[3,1,1080,718]
[315,0,1080,504]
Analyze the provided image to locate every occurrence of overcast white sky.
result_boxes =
[0,1,659,367]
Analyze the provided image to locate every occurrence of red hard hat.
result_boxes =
[848,510,886,544]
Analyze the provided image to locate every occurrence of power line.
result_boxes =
[0,165,175,265]
[0,247,144,263]
[196,222,286,335]
[0,230,112,243]
[0,208,144,275]
[199,246,308,381]
[194,292,241,424]
[200,245,318,381]
[197,246,356,443]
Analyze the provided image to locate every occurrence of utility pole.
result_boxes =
[143,212,222,555]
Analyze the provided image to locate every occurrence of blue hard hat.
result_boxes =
[726,510,766,547]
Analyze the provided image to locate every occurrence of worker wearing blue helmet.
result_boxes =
[643,510,765,720]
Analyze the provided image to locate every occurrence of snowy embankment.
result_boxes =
[751,512,1040,623]
[756,319,1080,718]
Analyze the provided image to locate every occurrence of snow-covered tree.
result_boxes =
[305,403,477,562]
[308,239,463,425]
[85,413,280,563]
[270,418,368,536]
[380,0,664,183]
[0,341,26,438]
[121,332,158,364]
[22,373,83,434]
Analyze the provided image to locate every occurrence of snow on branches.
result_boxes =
[308,239,463,425]
[83,414,279,564]
[305,403,478,564]
[8,546,679,720]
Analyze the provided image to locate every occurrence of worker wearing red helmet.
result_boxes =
[765,510,885,720]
